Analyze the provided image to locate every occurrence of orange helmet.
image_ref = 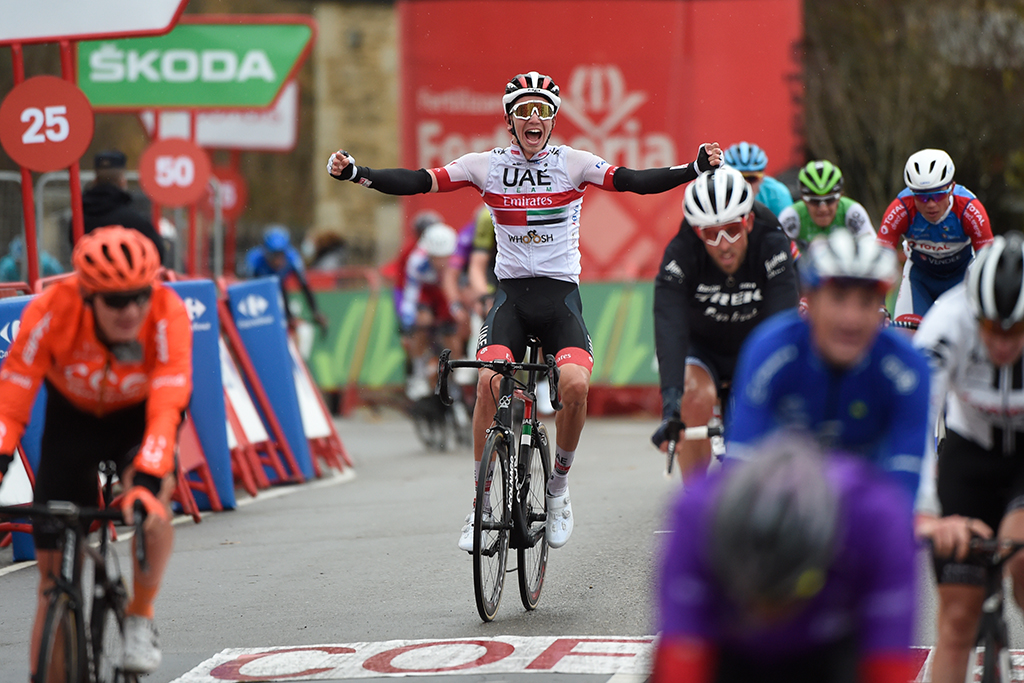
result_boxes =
[73,226,160,293]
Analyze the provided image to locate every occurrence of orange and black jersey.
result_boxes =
[0,277,192,478]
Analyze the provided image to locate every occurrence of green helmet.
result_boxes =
[798,160,844,196]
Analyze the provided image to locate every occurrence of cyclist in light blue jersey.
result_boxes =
[723,141,793,218]
[726,229,930,500]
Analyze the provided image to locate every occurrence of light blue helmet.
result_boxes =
[263,225,291,253]
[724,142,768,172]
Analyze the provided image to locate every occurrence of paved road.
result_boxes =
[1,411,1022,682]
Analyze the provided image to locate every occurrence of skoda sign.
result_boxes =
[77,16,316,110]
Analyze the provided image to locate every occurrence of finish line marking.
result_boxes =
[171,636,657,682]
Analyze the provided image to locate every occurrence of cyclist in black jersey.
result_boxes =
[652,168,800,479]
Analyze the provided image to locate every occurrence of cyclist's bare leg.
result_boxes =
[29,549,61,674]
[553,363,591,452]
[997,508,1024,609]
[126,471,176,618]
[472,366,500,466]
[931,584,984,683]
[675,365,716,482]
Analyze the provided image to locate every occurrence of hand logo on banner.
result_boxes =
[0,76,94,172]
[139,138,212,207]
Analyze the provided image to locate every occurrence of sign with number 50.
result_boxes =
[140,138,211,207]
[0,76,94,171]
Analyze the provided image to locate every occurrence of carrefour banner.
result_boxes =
[0,295,44,560]
[166,280,236,510]
[398,0,802,280]
[226,277,314,480]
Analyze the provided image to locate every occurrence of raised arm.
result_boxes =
[609,143,722,194]
[327,149,438,194]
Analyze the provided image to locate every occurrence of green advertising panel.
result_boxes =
[78,20,314,109]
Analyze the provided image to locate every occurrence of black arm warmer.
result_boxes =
[349,167,433,195]
[611,164,698,195]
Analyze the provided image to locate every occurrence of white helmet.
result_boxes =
[683,167,754,228]
[966,232,1024,329]
[419,223,458,257]
[801,228,898,290]
[904,149,955,191]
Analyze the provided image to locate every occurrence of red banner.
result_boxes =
[399,0,802,280]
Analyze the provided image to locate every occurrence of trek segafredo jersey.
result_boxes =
[433,143,617,284]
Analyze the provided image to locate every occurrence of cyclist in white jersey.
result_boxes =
[913,232,1024,683]
[327,70,721,551]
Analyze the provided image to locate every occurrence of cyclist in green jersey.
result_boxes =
[779,160,875,251]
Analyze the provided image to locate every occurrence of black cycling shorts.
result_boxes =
[32,384,150,550]
[932,428,1024,585]
[685,339,737,408]
[477,277,594,370]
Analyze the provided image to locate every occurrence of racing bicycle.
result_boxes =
[964,537,1024,683]
[436,337,561,622]
[0,460,146,683]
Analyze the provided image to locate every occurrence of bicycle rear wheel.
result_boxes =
[474,431,510,622]
[518,422,550,611]
[37,592,85,683]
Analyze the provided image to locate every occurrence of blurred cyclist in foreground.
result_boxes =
[653,436,917,683]
[0,226,193,674]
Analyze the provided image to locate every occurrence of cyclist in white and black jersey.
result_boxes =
[327,70,721,551]
[652,168,800,479]
[913,231,1024,683]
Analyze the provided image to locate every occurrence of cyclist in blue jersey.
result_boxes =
[726,229,930,500]
[722,142,793,218]
[879,148,993,318]
[244,224,328,334]
[654,437,917,683]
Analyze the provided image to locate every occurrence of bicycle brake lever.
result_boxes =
[544,355,563,411]
[665,419,682,477]
[436,349,454,406]
[134,500,149,572]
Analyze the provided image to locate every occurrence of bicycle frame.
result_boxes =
[966,538,1024,683]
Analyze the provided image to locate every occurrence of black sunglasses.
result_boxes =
[98,288,152,310]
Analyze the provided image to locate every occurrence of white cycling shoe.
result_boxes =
[458,513,474,552]
[459,509,497,552]
[123,614,162,673]
[545,486,574,548]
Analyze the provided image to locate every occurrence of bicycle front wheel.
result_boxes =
[37,591,85,683]
[518,422,550,611]
[92,578,137,683]
[474,431,510,622]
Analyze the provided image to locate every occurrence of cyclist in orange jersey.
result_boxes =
[0,225,193,675]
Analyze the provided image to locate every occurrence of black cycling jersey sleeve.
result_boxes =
[754,207,801,317]
[653,229,695,400]
[612,164,698,195]
[339,167,433,195]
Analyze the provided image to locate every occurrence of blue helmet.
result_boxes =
[263,225,291,253]
[724,142,768,172]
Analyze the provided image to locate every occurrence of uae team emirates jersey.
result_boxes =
[432,143,617,284]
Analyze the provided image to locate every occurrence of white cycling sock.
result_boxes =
[547,447,574,496]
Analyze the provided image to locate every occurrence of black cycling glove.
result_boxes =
[651,387,684,447]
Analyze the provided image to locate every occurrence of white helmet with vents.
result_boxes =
[904,149,955,191]
[683,168,754,228]
[801,228,898,290]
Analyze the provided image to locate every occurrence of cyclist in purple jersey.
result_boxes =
[653,438,917,683]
